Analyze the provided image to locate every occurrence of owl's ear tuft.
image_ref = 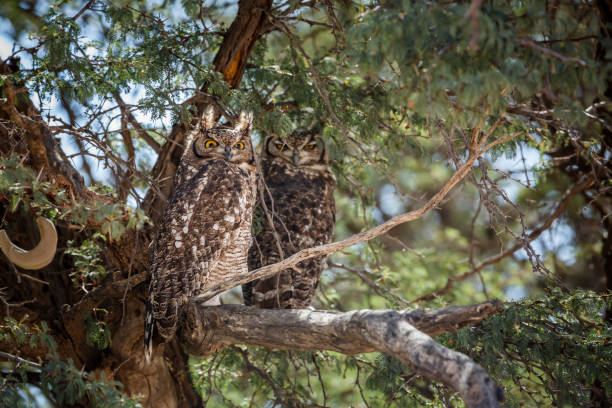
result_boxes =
[202,105,216,130]
[234,111,253,133]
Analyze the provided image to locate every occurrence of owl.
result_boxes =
[145,107,256,360]
[243,129,336,309]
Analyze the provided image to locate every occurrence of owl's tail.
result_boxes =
[144,296,154,364]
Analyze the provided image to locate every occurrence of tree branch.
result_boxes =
[179,301,504,408]
[414,174,596,302]
[195,130,522,301]
[0,76,86,197]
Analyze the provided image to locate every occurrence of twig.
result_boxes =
[71,0,96,20]
[0,351,42,369]
[517,38,587,66]
[413,175,595,302]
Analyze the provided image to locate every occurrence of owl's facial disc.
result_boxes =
[194,133,252,165]
[268,133,324,168]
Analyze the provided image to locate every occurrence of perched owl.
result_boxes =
[145,107,256,360]
[243,129,336,309]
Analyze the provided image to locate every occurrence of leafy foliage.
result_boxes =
[84,309,112,350]
[65,234,107,289]
[0,155,150,242]
[446,288,612,407]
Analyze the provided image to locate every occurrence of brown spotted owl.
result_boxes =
[243,129,335,309]
[145,107,256,360]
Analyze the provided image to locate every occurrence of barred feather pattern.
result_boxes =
[243,133,335,309]
[145,119,256,361]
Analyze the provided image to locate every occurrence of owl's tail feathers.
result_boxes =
[144,301,155,364]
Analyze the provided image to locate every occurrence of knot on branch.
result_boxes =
[178,301,223,356]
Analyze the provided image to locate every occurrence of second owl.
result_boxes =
[243,129,336,309]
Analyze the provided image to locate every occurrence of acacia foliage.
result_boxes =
[0,0,611,407]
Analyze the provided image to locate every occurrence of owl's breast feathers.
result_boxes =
[148,159,256,341]
[246,160,335,309]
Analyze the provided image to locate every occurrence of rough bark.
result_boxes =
[179,301,504,408]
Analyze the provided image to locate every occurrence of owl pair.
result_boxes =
[145,106,335,360]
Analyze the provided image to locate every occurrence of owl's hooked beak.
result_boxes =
[292,149,300,166]
[225,146,232,161]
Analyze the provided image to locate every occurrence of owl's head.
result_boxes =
[264,129,328,170]
[192,106,254,166]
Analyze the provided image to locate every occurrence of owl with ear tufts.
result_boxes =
[243,129,336,309]
[145,106,257,361]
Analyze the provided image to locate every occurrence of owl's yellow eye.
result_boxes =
[234,141,245,150]
[204,139,218,148]
[304,144,316,150]
[275,143,289,151]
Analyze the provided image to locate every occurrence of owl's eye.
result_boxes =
[275,143,287,151]
[304,144,316,150]
[234,141,245,150]
[204,139,218,148]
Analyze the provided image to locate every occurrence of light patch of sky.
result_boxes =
[18,385,53,408]
[489,145,541,201]
[0,34,12,59]
[378,183,405,216]
[504,284,528,301]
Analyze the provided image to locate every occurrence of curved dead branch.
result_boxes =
[178,301,504,408]
[0,216,58,270]
[195,130,522,302]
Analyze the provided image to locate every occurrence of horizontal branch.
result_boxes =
[178,301,504,408]
[0,350,42,369]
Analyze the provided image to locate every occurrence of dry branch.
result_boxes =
[196,130,522,301]
[179,301,504,408]
[414,174,596,302]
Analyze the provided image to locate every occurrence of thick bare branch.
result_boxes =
[179,301,504,408]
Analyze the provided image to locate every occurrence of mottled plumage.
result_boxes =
[145,108,256,360]
[243,129,335,309]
